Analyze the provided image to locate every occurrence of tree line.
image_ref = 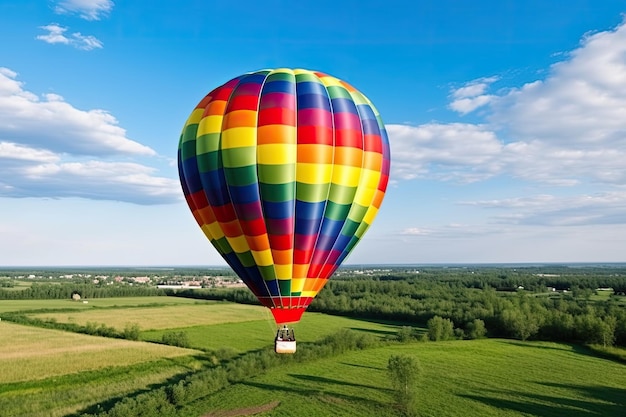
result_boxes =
[169,274,626,348]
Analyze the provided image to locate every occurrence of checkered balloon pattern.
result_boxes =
[178,69,390,324]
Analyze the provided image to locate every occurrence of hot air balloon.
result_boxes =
[178,68,390,353]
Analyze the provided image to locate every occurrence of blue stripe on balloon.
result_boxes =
[200,171,231,206]
[263,200,294,219]
[228,183,261,205]
[330,98,359,115]
[332,233,352,253]
[296,201,326,219]
[356,104,376,120]
[181,157,203,193]
[295,217,322,236]
[296,81,327,96]
[262,80,295,94]
[361,118,380,135]
[297,94,331,111]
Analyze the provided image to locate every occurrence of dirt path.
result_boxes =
[202,400,280,417]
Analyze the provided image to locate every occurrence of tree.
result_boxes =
[387,354,421,416]
[466,319,487,339]
[123,322,141,340]
[427,316,454,341]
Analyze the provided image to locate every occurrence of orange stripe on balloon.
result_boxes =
[222,110,257,128]
[258,125,296,145]
[333,147,364,167]
[297,144,333,163]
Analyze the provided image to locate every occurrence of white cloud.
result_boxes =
[0,68,151,156]
[464,191,626,227]
[489,20,626,148]
[53,0,114,21]
[37,24,103,50]
[393,20,626,187]
[0,68,178,205]
[387,123,504,183]
[449,76,498,115]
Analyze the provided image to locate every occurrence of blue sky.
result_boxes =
[1,0,626,266]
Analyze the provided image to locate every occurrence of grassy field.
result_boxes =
[28,301,267,330]
[0,298,402,417]
[0,321,205,417]
[0,321,199,384]
[184,339,626,417]
[0,295,204,314]
[2,297,625,417]
[141,312,400,353]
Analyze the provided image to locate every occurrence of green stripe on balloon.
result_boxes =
[225,166,258,186]
[222,147,256,168]
[196,151,219,173]
[296,183,331,202]
[260,183,294,202]
[258,164,296,184]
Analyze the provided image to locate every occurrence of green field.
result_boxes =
[1,297,625,417]
[28,301,268,330]
[0,296,202,314]
[0,321,204,417]
[184,340,626,417]
[141,311,400,353]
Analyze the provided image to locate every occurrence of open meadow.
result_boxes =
[0,320,204,417]
[182,339,626,417]
[1,295,625,417]
[0,297,401,417]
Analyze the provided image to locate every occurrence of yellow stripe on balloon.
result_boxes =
[353,186,377,208]
[185,108,205,126]
[227,235,250,253]
[206,221,225,240]
[274,264,293,280]
[257,144,297,165]
[331,165,362,187]
[221,127,257,148]
[198,115,224,136]
[363,205,379,225]
[359,169,380,189]
[251,249,274,266]
[318,75,342,88]
[296,163,332,184]
[290,278,305,293]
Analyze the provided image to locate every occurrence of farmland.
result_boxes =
[190,340,626,417]
[1,297,625,417]
[0,298,401,417]
[0,265,625,416]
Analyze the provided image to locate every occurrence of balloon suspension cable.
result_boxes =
[264,307,277,336]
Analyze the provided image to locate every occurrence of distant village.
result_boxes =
[3,270,248,289]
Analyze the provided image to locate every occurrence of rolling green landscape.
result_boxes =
[0,265,625,417]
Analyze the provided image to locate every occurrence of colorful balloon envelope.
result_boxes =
[178,68,390,324]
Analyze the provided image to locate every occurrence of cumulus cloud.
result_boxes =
[390,20,626,234]
[0,68,152,156]
[37,24,103,50]
[0,68,179,205]
[391,20,626,187]
[464,192,626,226]
[489,23,626,148]
[53,0,114,21]
[387,123,504,183]
[3,159,180,204]
[449,76,498,114]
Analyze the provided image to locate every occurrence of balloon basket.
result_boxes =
[274,325,296,354]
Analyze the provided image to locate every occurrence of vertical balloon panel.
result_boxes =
[178,69,390,324]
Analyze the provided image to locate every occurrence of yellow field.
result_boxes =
[28,302,267,330]
[0,321,198,384]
